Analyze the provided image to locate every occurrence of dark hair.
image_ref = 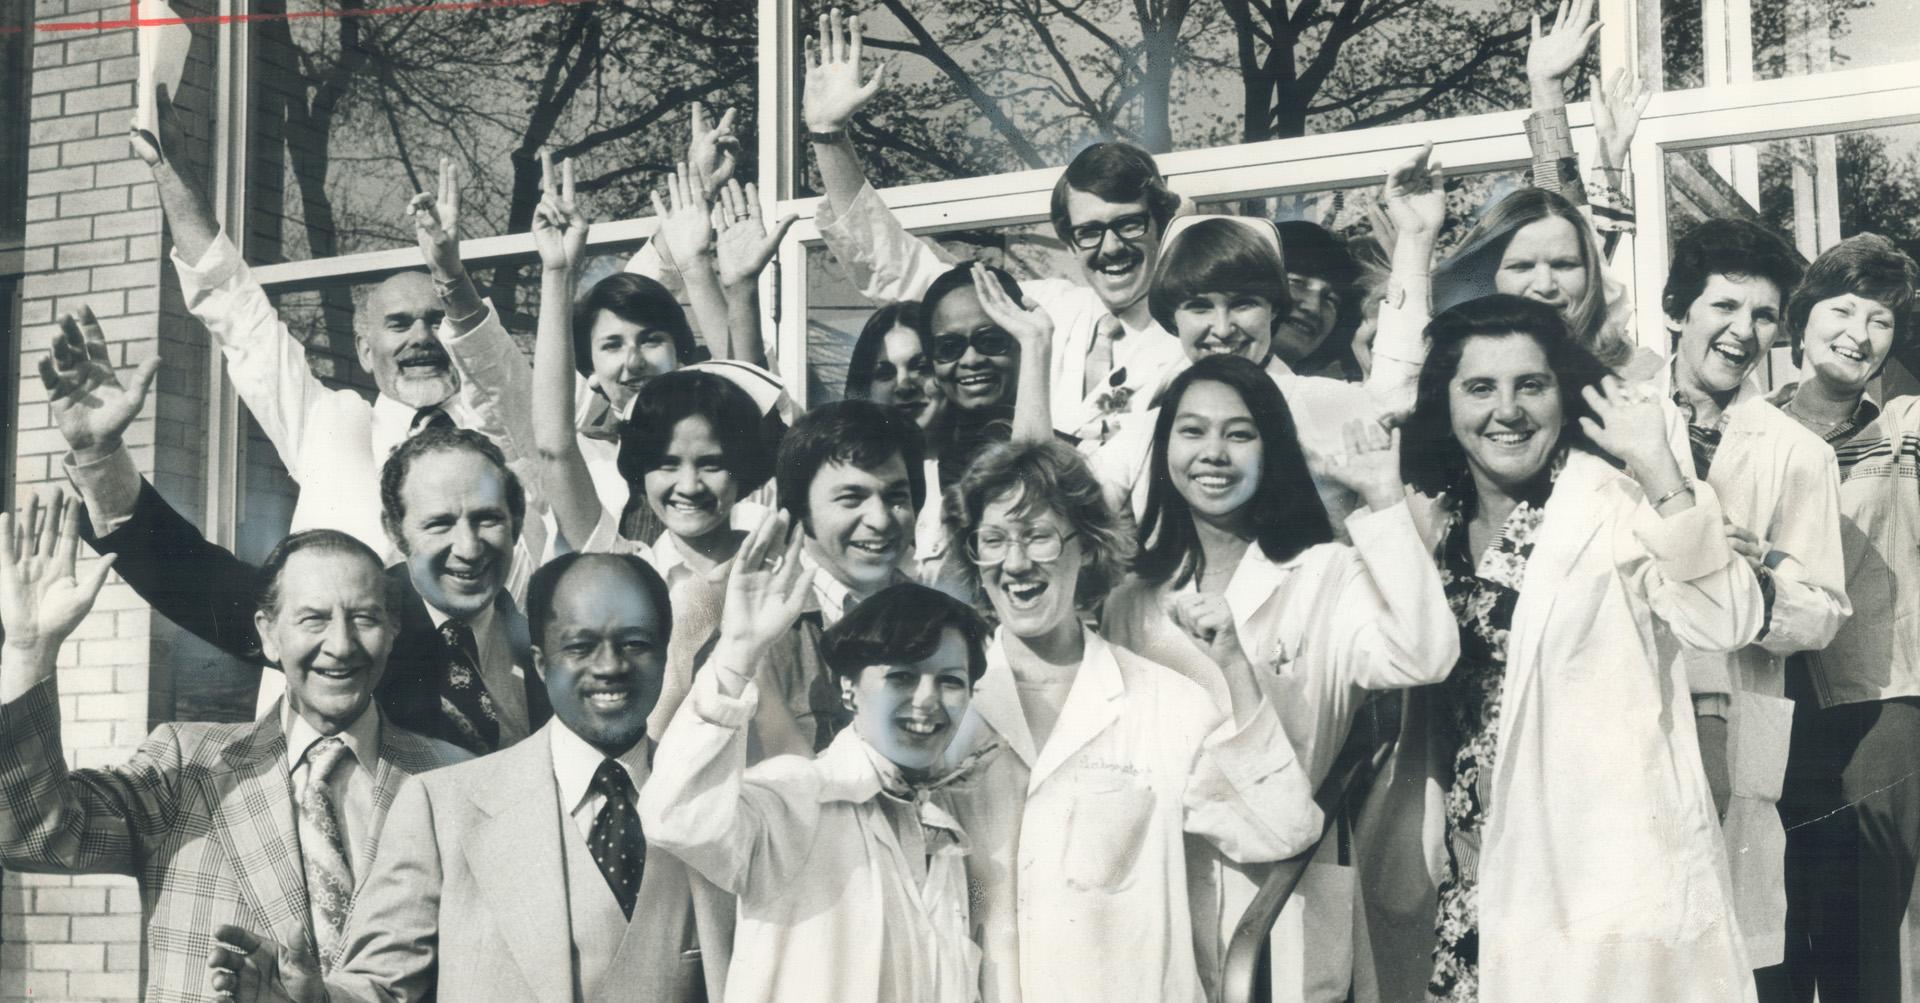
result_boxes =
[1662,218,1802,330]
[525,551,671,651]
[776,399,926,522]
[845,302,927,400]
[257,529,400,621]
[1400,294,1611,506]
[1786,232,1920,366]
[1048,142,1183,245]
[572,272,700,377]
[918,262,1024,338]
[819,582,992,683]
[1433,188,1622,365]
[616,370,778,497]
[379,426,528,550]
[1147,217,1294,337]
[1135,355,1334,587]
[1278,220,1364,377]
[943,439,1132,609]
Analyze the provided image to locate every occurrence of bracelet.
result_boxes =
[805,129,849,144]
[1651,480,1695,510]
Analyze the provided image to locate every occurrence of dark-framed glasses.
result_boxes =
[931,328,1015,364]
[1068,213,1152,251]
[966,528,1078,565]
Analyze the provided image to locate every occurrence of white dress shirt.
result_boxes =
[551,716,652,842]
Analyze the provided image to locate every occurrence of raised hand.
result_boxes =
[969,262,1051,349]
[0,493,118,664]
[1593,66,1652,170]
[1579,376,1682,490]
[406,157,466,280]
[128,83,187,168]
[1169,593,1252,673]
[804,7,889,133]
[649,161,717,270]
[687,102,740,189]
[1383,141,1446,241]
[206,924,322,1003]
[40,307,161,460]
[1309,420,1405,512]
[713,179,799,291]
[713,511,814,664]
[533,150,590,272]
[1526,0,1600,87]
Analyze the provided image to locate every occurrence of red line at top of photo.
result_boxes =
[31,0,598,34]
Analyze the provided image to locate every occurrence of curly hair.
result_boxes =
[379,426,527,552]
[1786,232,1920,368]
[942,439,1132,610]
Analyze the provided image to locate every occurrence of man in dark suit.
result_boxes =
[208,550,734,1002]
[41,311,547,754]
[0,492,470,1003]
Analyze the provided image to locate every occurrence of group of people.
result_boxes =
[1,3,1916,1000]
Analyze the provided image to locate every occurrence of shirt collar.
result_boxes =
[283,698,381,773]
[799,550,905,626]
[1768,380,1881,440]
[550,719,651,818]
[424,598,496,637]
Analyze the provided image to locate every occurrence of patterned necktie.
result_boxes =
[410,405,455,436]
[437,620,500,753]
[588,759,646,920]
[298,736,354,971]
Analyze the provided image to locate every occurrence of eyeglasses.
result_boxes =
[931,329,1015,364]
[966,528,1078,565]
[1068,213,1152,251]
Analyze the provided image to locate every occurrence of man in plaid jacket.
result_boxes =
[0,491,470,1003]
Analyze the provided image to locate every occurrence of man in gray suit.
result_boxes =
[208,551,733,1002]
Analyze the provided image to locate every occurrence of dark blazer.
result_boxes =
[79,478,550,753]
[0,681,469,1003]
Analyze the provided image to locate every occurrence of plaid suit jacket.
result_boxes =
[0,679,469,1002]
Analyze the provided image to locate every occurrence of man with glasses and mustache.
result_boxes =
[804,8,1188,444]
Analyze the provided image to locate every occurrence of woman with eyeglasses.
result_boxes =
[1100,353,1456,998]
[1359,295,1761,1001]
[934,438,1321,1003]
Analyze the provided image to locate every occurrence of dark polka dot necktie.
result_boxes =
[588,759,645,920]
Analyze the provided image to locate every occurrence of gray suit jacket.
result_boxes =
[322,720,734,1002]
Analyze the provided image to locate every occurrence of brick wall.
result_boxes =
[2,0,218,999]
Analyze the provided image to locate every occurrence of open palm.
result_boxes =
[1,493,117,657]
[40,307,160,457]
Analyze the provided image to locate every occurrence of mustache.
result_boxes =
[395,343,451,366]
[1091,247,1142,270]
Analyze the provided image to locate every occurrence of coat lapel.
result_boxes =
[207,705,317,963]
[462,723,573,1003]
[966,633,1038,769]
[1026,629,1124,792]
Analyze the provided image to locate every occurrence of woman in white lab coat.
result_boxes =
[936,438,1323,1003]
[1101,353,1458,1000]
[1359,294,1763,1002]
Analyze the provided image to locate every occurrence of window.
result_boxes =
[1660,0,1920,92]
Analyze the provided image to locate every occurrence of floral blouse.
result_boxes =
[1426,479,1555,1003]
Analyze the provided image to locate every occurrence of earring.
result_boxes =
[839,677,857,713]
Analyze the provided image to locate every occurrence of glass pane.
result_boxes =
[1663,121,1920,393]
[1660,0,1920,92]
[793,0,1542,193]
[246,0,757,264]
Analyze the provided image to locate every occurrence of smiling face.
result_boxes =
[589,309,681,413]
[1066,188,1162,313]
[1670,272,1784,397]
[1802,292,1899,395]
[930,288,1019,411]
[257,549,396,736]
[1168,380,1262,526]
[1494,217,1589,319]
[357,272,458,409]
[846,627,972,775]
[1273,273,1343,365]
[393,449,516,620]
[536,558,667,756]
[869,326,944,430]
[804,456,916,595]
[1173,291,1276,365]
[1449,333,1566,497]
[643,414,739,545]
[976,492,1085,649]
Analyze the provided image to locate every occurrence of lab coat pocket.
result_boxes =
[1728,691,1795,804]
[1062,774,1157,893]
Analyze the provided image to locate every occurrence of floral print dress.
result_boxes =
[1426,489,1553,1002]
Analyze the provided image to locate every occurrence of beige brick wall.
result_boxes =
[4,0,217,999]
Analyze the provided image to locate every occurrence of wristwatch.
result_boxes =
[805,129,849,145]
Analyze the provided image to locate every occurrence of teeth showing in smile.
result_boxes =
[312,666,358,680]
[1189,472,1235,492]
[1098,262,1135,276]
[1006,581,1046,605]
[898,718,943,737]
[850,539,895,557]
[1485,430,1534,446]
[586,691,630,710]
[1834,344,1868,362]
[958,374,997,387]
[445,565,484,583]
[1711,343,1751,365]
[667,498,711,513]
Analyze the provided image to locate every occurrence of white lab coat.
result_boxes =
[941,628,1322,1003]
[1358,449,1764,1002]
[1102,500,1458,1001]
[1662,380,1850,968]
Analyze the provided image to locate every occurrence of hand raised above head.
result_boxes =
[803,7,890,133]
[533,150,591,272]
[1526,0,1601,86]
[969,262,1051,349]
[713,179,799,290]
[1593,66,1652,170]
[408,157,466,280]
[650,160,718,270]
[0,491,117,665]
[128,83,186,168]
[40,306,160,460]
[687,102,741,189]
[1382,141,1445,241]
